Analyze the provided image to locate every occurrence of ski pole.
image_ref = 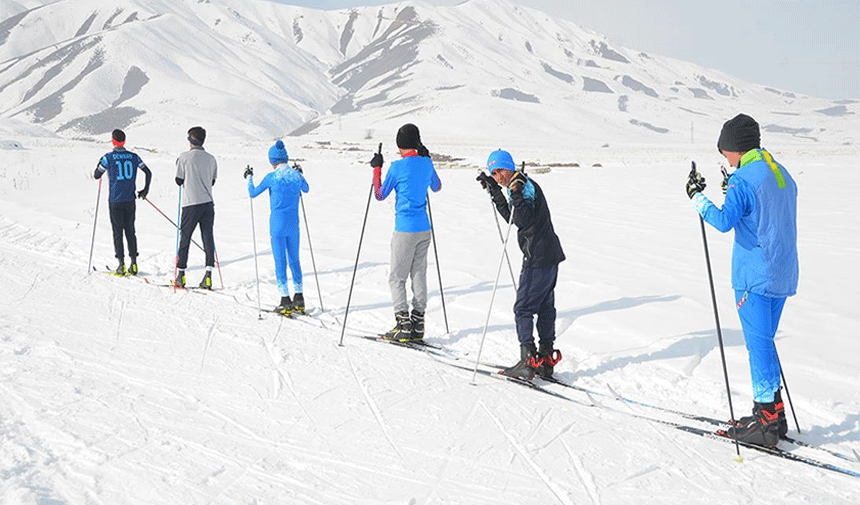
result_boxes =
[471,204,516,384]
[692,161,741,458]
[145,197,205,252]
[776,350,801,434]
[214,249,224,289]
[478,169,517,290]
[426,194,449,334]
[300,193,324,312]
[247,169,263,319]
[87,177,103,274]
[338,143,380,347]
[173,187,182,293]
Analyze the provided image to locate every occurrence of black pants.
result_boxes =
[109,201,137,260]
[177,202,216,269]
[514,264,559,347]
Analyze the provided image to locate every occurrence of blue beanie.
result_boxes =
[486,149,515,174]
[268,139,288,165]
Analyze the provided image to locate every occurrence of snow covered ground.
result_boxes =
[1,131,859,504]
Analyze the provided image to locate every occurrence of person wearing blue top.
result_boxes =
[370,124,442,340]
[245,140,309,315]
[686,113,799,448]
[476,150,565,380]
[93,129,152,276]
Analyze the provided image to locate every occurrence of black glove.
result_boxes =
[476,172,502,194]
[293,163,303,174]
[720,166,730,195]
[137,188,148,199]
[686,170,706,199]
[243,165,253,179]
[510,172,527,192]
[370,153,383,169]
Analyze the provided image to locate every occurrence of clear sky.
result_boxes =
[270,0,859,100]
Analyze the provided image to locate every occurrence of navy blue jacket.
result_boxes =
[494,177,565,268]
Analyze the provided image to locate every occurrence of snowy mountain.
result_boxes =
[2,2,860,503]
[1,0,856,145]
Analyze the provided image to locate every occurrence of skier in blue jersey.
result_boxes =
[370,124,442,341]
[245,140,309,315]
[94,129,152,276]
[476,150,565,380]
[687,113,799,448]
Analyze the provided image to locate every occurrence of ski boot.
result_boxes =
[292,293,305,315]
[115,260,126,276]
[500,343,540,380]
[774,389,788,438]
[382,311,412,341]
[410,310,424,341]
[129,257,138,276]
[535,341,562,379]
[275,296,293,316]
[733,390,788,438]
[199,271,212,290]
[728,401,780,448]
[174,270,186,288]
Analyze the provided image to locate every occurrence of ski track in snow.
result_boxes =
[561,439,601,505]
[481,401,577,505]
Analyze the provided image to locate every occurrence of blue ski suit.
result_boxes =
[692,148,798,403]
[248,163,309,297]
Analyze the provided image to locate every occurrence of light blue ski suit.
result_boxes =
[248,163,309,297]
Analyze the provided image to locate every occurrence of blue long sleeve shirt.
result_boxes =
[373,153,441,232]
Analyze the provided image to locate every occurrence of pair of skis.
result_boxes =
[362,335,860,479]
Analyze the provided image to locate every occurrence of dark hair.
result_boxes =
[112,129,126,142]
[187,126,206,145]
[417,144,430,158]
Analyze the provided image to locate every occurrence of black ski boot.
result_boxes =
[275,296,293,316]
[174,269,186,288]
[383,312,412,341]
[536,341,562,379]
[129,257,138,276]
[410,310,424,341]
[115,260,126,276]
[731,401,780,448]
[199,271,212,290]
[500,343,539,380]
[732,390,788,439]
[292,293,305,315]
[774,389,788,438]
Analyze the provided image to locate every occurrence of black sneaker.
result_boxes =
[174,270,186,288]
[410,310,424,340]
[536,341,562,379]
[500,344,539,380]
[383,312,412,341]
[199,271,212,290]
[275,296,292,316]
[729,402,780,448]
[292,293,305,315]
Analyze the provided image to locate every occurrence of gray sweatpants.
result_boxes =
[389,230,432,314]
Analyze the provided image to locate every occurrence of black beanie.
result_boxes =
[112,129,126,143]
[396,123,421,150]
[717,113,760,153]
